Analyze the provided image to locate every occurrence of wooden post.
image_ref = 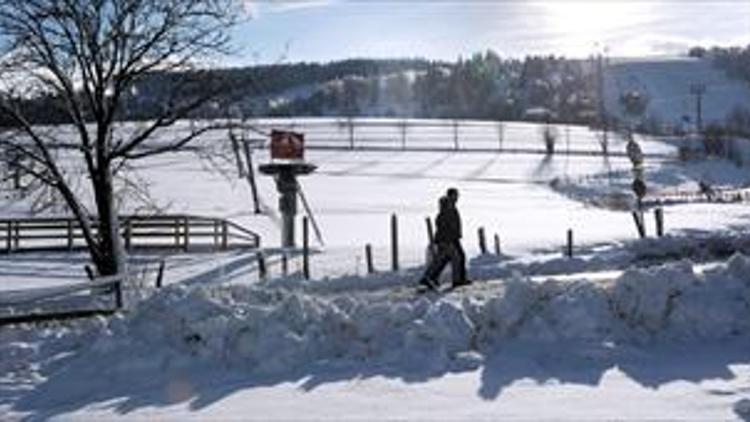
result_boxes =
[174,218,180,248]
[365,244,374,274]
[67,220,74,251]
[12,221,19,249]
[303,217,310,280]
[256,251,267,281]
[212,220,219,250]
[349,118,355,150]
[156,260,165,288]
[114,279,123,309]
[183,217,190,252]
[566,229,574,258]
[494,233,501,255]
[632,211,646,238]
[400,121,407,150]
[221,221,228,250]
[497,122,504,151]
[478,227,487,254]
[281,252,289,277]
[655,208,664,237]
[124,219,132,251]
[5,221,10,253]
[390,214,399,271]
[453,120,459,150]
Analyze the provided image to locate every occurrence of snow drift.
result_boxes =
[15,253,745,380]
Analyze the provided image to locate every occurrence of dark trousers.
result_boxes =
[423,241,466,285]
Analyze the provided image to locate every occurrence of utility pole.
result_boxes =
[690,83,706,133]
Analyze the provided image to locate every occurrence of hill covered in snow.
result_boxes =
[604,56,750,132]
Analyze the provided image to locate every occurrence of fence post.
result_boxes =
[67,220,74,251]
[400,121,407,150]
[256,251,267,281]
[156,260,165,288]
[453,120,459,150]
[497,121,504,151]
[303,216,310,280]
[391,214,399,271]
[114,279,123,309]
[566,229,574,258]
[281,252,289,277]
[174,218,180,249]
[4,221,10,253]
[478,227,487,254]
[632,211,646,238]
[494,233,501,256]
[124,219,132,251]
[12,221,19,249]
[221,221,228,250]
[349,118,355,150]
[365,244,374,274]
[183,217,190,252]
[655,208,664,237]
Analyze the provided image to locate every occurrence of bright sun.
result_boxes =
[538,1,654,55]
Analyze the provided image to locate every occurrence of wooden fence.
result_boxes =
[0,214,260,253]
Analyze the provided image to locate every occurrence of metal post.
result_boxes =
[281,252,289,277]
[478,227,487,254]
[365,244,374,274]
[303,217,310,279]
[494,233,501,255]
[391,214,399,271]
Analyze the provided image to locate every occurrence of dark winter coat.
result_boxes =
[434,201,462,243]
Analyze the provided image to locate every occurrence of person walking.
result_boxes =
[418,188,471,290]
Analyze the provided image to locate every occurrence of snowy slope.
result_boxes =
[604,57,750,129]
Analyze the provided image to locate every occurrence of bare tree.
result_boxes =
[0,0,240,277]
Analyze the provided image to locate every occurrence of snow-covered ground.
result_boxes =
[2,119,750,420]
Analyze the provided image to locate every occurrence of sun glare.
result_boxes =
[537,1,655,56]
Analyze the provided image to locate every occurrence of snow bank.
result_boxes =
[20,253,743,380]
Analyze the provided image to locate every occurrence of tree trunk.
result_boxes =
[92,166,125,277]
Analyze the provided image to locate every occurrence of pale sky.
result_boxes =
[231,1,750,65]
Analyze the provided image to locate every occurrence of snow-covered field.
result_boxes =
[2,119,750,420]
